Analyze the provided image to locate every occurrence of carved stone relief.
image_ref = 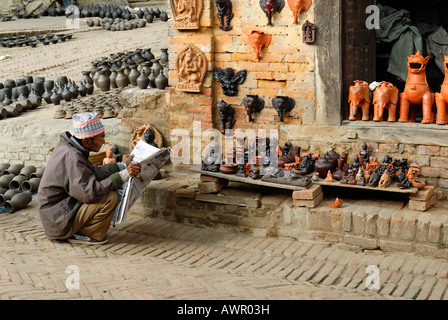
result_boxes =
[176,44,208,93]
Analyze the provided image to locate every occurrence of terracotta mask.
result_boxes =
[287,0,312,24]
[259,0,285,26]
[170,0,203,30]
[248,30,271,61]
[176,44,208,92]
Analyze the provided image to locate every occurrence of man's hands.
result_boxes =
[122,154,141,177]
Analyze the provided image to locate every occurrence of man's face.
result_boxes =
[82,133,105,152]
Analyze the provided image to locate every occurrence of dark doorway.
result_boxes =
[341,0,377,121]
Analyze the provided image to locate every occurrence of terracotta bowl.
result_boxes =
[219,164,238,174]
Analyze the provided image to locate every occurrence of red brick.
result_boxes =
[431,157,448,169]
[198,180,228,194]
[292,184,322,200]
[418,146,441,156]
[408,195,437,211]
[409,186,435,201]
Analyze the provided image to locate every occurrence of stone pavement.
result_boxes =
[2,193,448,301]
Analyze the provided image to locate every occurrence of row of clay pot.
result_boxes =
[0,33,73,48]
[91,49,169,91]
[0,164,45,213]
[54,88,123,119]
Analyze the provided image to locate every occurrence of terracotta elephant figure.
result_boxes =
[399,50,435,123]
[372,81,399,122]
[348,80,370,121]
[435,55,448,125]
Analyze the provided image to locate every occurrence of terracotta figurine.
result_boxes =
[348,80,371,121]
[248,30,271,61]
[302,20,315,44]
[372,81,399,122]
[398,50,435,123]
[435,55,448,124]
[176,44,208,92]
[102,148,116,165]
[171,0,203,30]
[328,198,343,208]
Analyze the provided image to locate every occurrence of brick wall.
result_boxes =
[167,0,316,134]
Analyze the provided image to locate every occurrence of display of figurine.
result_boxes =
[325,170,333,182]
[299,153,315,174]
[378,170,392,188]
[277,142,295,168]
[201,141,221,172]
[111,145,122,163]
[144,127,162,180]
[368,169,380,187]
[261,167,311,188]
[217,100,236,134]
[103,148,117,165]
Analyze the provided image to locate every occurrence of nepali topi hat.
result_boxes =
[72,112,105,139]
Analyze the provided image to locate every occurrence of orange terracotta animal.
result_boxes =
[348,80,370,121]
[399,50,435,123]
[373,81,399,122]
[287,0,312,24]
[435,55,448,125]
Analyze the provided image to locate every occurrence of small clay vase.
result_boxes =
[19,165,36,179]
[155,71,168,89]
[50,89,62,105]
[148,69,157,88]
[160,48,169,64]
[115,67,130,88]
[0,174,15,189]
[4,163,24,175]
[150,58,163,76]
[30,167,45,179]
[81,71,94,87]
[96,69,111,92]
[128,64,140,86]
[5,192,32,213]
[9,175,27,190]
[314,155,334,179]
[137,70,149,89]
[109,68,118,89]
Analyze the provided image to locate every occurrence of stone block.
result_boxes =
[196,187,261,208]
[352,210,365,235]
[200,174,228,183]
[292,184,322,200]
[408,195,437,212]
[379,240,414,253]
[261,193,290,209]
[293,191,323,208]
[409,186,434,202]
[342,210,352,232]
[377,209,392,237]
[344,235,378,250]
[174,187,197,199]
[198,180,228,194]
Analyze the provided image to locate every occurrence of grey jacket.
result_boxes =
[37,132,123,240]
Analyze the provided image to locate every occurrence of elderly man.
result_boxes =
[38,112,141,245]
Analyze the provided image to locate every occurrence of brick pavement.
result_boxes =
[1,195,448,300]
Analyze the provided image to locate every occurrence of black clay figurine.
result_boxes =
[272,96,295,122]
[217,100,236,134]
[215,0,234,31]
[259,0,285,26]
[213,67,247,96]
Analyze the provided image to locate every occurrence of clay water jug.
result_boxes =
[115,67,129,88]
[30,167,45,179]
[61,85,72,102]
[5,192,32,213]
[0,189,22,205]
[21,177,41,193]
[148,69,156,88]
[50,88,62,105]
[109,68,118,89]
[9,175,27,190]
[19,165,36,179]
[160,48,169,64]
[155,71,168,89]
[128,64,140,86]
[96,69,110,92]
[150,58,163,76]
[81,71,94,86]
[0,174,15,189]
[4,163,24,175]
[137,70,149,89]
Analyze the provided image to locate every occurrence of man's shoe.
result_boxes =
[67,234,108,245]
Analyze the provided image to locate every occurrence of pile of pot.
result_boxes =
[42,75,95,107]
[0,76,45,120]
[89,48,169,92]
[0,164,45,213]
[54,88,123,120]
[0,33,73,49]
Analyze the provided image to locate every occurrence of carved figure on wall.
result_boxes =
[248,30,271,61]
[213,67,247,96]
[272,96,295,122]
[302,20,315,43]
[287,0,312,24]
[348,80,371,121]
[399,50,435,123]
[129,123,163,152]
[170,0,203,30]
[217,100,236,134]
[372,81,399,122]
[435,55,448,124]
[176,44,208,93]
[259,0,285,26]
[214,0,234,31]
[243,95,265,122]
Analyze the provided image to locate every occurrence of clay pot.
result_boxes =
[0,189,22,206]
[0,163,9,173]
[160,10,168,22]
[136,70,149,89]
[115,67,130,88]
[61,86,72,102]
[5,192,32,213]
[0,174,15,189]
[109,68,118,89]
[9,175,27,190]
[220,164,238,174]
[314,156,334,179]
[30,167,45,179]
[160,48,169,64]
[150,58,163,76]
[50,89,62,105]
[4,163,24,175]
[148,69,156,88]
[128,64,140,86]
[42,88,53,103]
[57,76,68,88]
[81,71,94,86]
[21,177,41,193]
[43,80,54,92]
[96,69,111,92]
[155,71,168,89]
[19,165,36,179]
[142,48,155,62]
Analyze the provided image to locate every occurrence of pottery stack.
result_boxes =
[0,33,73,49]
[0,163,45,213]
[89,48,169,92]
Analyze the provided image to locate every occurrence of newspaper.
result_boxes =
[113,140,171,225]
